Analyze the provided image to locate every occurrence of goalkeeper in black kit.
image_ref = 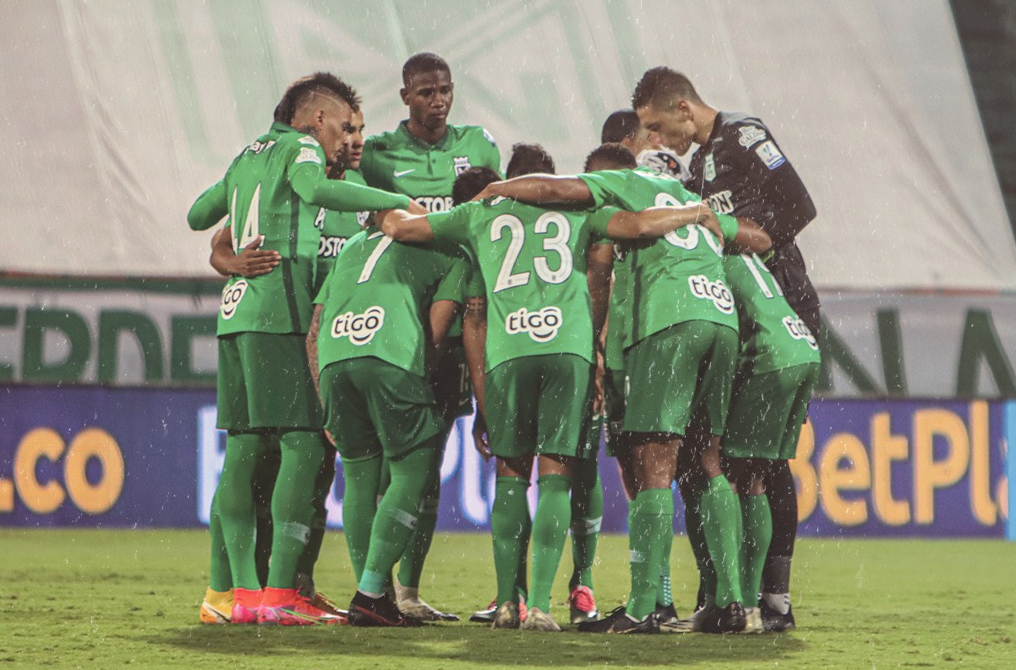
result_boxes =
[633,67,819,632]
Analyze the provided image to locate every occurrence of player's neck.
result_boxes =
[695,105,719,146]
[407,118,448,145]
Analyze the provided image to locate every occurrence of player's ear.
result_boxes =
[400,87,410,105]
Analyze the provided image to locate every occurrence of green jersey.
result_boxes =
[315,226,469,377]
[191,122,411,336]
[428,198,605,371]
[723,253,821,375]
[580,168,740,350]
[313,169,369,294]
[360,122,501,212]
[603,251,630,372]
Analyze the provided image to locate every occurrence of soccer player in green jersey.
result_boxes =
[188,73,419,626]
[475,144,769,633]
[379,166,722,631]
[307,218,470,627]
[358,52,501,621]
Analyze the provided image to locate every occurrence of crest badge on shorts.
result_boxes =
[454,156,472,176]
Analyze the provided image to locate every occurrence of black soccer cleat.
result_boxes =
[347,591,422,627]
[654,602,680,625]
[698,601,747,634]
[577,606,659,634]
[759,600,796,632]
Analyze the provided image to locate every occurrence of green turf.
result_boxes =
[1,529,1014,668]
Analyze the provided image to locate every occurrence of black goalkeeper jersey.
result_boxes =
[686,112,819,323]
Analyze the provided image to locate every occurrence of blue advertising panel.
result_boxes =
[0,387,1010,538]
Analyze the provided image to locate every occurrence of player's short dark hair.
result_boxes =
[453,167,500,205]
[631,67,701,110]
[584,143,637,172]
[506,143,556,178]
[601,109,640,143]
[274,72,361,124]
[402,52,451,85]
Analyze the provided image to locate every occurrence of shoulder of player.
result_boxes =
[715,112,775,151]
[362,129,403,154]
[449,124,498,149]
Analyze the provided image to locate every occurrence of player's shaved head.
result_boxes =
[452,167,500,205]
[402,52,451,85]
[632,67,702,111]
[506,143,556,178]
[601,110,641,143]
[274,72,361,125]
[584,143,637,172]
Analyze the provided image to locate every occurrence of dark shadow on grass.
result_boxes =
[146,623,807,667]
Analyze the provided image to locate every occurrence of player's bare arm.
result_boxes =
[306,304,324,401]
[426,299,462,376]
[472,175,595,206]
[376,209,435,243]
[462,295,490,460]
[603,204,717,240]
[726,217,772,255]
[187,179,228,231]
[209,227,281,278]
[587,244,613,341]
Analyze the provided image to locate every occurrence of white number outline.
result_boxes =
[741,253,784,298]
[231,184,262,252]
[490,212,575,292]
[358,231,395,284]
[491,215,530,293]
[655,192,723,256]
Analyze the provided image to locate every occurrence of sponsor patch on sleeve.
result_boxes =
[738,125,767,148]
[755,141,786,170]
[295,147,322,165]
[298,136,321,147]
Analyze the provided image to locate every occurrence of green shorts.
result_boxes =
[722,362,820,460]
[217,333,323,431]
[320,357,444,462]
[603,366,627,458]
[486,353,595,460]
[430,339,472,424]
[622,321,738,436]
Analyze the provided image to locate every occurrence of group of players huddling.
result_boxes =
[188,51,821,635]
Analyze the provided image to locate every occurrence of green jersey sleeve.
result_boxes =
[433,251,470,304]
[188,179,229,231]
[586,206,622,238]
[577,170,631,208]
[428,204,475,247]
[288,143,412,212]
[718,213,739,241]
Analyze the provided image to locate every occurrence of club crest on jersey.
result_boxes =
[453,156,472,176]
[703,154,716,182]
[783,316,818,350]
[688,275,734,314]
[332,306,385,345]
[220,279,248,320]
[506,306,563,343]
[738,126,767,148]
[755,141,786,170]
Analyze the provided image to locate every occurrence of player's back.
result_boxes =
[315,226,464,378]
[722,253,820,374]
[579,167,738,349]
[428,197,598,371]
[218,124,328,336]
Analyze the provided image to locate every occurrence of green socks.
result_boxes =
[266,430,326,589]
[529,474,572,613]
[569,459,602,591]
[740,493,773,604]
[216,432,271,590]
[296,446,336,588]
[491,476,531,606]
[340,456,383,583]
[207,492,232,592]
[397,474,440,589]
[626,488,673,620]
[360,441,439,595]
[700,475,744,607]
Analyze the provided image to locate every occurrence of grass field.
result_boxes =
[2,529,1014,669]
